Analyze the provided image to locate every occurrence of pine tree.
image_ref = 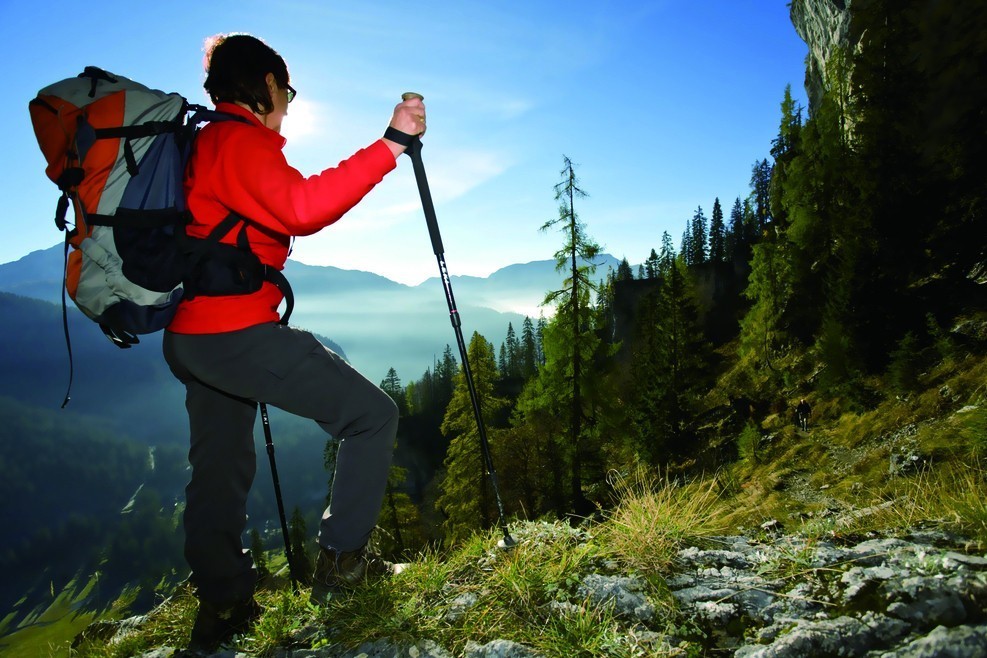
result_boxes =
[376,465,426,556]
[629,277,668,462]
[404,367,435,417]
[433,345,458,415]
[726,197,746,264]
[380,367,405,415]
[435,332,507,543]
[734,84,807,381]
[659,231,675,272]
[739,232,794,375]
[709,198,726,263]
[404,379,419,416]
[629,249,711,464]
[520,316,538,379]
[782,48,859,369]
[660,256,711,447]
[615,258,634,281]
[597,270,617,344]
[770,86,802,230]
[536,316,547,366]
[490,423,546,517]
[288,506,312,573]
[750,159,772,233]
[504,322,520,379]
[912,1,987,306]
[681,221,694,267]
[249,528,268,575]
[644,249,660,279]
[511,369,568,515]
[742,198,758,249]
[540,155,602,514]
[689,206,709,265]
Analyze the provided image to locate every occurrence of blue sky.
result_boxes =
[4,1,808,286]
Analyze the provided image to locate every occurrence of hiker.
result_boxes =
[161,33,425,651]
[795,398,811,431]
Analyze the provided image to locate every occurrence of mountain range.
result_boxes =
[0,244,621,387]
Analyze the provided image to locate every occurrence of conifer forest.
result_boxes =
[370,0,987,554]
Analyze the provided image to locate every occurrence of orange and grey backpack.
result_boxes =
[31,67,222,344]
[30,66,293,404]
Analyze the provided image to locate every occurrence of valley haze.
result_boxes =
[0,245,620,385]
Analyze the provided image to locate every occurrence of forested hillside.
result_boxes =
[365,0,986,554]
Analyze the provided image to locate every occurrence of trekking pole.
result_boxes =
[400,92,517,549]
[260,402,302,588]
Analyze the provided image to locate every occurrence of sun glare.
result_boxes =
[280,98,321,142]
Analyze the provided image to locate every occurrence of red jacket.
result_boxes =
[168,102,396,333]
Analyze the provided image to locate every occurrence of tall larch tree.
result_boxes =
[539,155,601,515]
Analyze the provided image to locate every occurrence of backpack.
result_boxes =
[30,66,293,404]
[31,66,225,346]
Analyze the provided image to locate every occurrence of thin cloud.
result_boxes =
[423,148,513,202]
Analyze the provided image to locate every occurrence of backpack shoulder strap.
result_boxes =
[186,105,251,127]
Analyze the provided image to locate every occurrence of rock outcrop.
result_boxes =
[112,522,986,657]
[669,531,987,656]
[789,0,854,112]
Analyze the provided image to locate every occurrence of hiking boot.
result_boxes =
[187,596,261,652]
[310,545,395,602]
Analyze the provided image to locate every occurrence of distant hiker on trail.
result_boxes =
[795,398,811,432]
[161,33,425,651]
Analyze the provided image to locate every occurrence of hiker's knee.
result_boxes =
[375,389,399,430]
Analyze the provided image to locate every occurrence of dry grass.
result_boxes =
[832,460,987,545]
[599,466,724,574]
[708,352,987,544]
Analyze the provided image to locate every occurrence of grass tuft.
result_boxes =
[599,467,724,575]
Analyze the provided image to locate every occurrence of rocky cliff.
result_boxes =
[789,0,854,112]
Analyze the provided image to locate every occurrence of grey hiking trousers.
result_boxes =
[163,322,398,604]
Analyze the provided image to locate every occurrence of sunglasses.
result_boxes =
[285,83,297,104]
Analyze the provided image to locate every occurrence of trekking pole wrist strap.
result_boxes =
[383,126,415,147]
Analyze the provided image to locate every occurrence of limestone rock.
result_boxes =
[464,639,544,658]
[789,0,855,111]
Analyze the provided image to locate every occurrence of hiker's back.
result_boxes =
[169,103,290,334]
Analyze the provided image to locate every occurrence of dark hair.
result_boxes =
[203,33,289,115]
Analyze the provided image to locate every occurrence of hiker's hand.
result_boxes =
[383,95,425,157]
[392,95,425,136]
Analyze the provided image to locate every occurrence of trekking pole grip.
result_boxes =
[400,92,425,158]
[399,92,444,255]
